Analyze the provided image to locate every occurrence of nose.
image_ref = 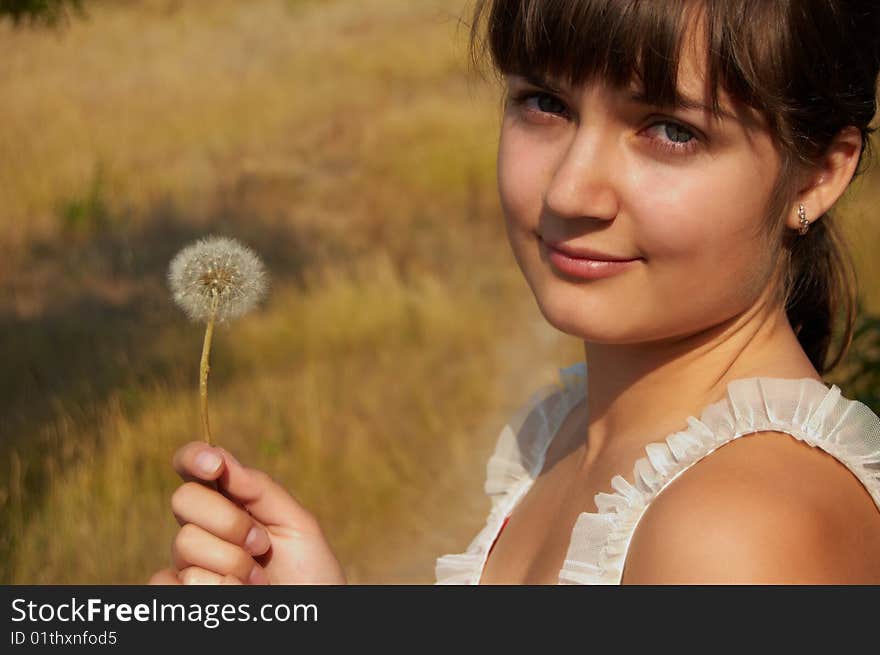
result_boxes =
[543,128,620,222]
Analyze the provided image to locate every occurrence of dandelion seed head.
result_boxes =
[168,235,268,323]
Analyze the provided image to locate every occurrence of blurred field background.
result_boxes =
[0,0,878,584]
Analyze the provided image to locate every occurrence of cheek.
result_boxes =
[497,127,545,226]
[627,151,778,301]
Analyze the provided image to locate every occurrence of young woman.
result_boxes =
[149,0,880,585]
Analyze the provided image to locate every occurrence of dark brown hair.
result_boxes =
[467,0,880,376]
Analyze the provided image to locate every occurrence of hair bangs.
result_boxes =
[470,0,803,123]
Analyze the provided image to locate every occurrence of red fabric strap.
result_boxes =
[487,515,511,557]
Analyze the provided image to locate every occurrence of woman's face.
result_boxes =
[497,38,785,345]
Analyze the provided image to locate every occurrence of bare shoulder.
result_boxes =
[620,430,880,584]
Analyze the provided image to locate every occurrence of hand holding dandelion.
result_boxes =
[154,239,346,586]
[168,236,268,446]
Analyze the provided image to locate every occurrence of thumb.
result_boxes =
[214,447,320,534]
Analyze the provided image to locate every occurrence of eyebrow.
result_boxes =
[628,89,738,122]
[521,73,565,94]
[513,73,738,123]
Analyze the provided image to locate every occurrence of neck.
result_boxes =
[576,298,820,473]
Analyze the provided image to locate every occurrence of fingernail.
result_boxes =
[248,564,269,585]
[245,527,268,555]
[184,571,210,585]
[195,450,222,475]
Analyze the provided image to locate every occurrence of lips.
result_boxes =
[541,238,640,262]
[541,238,641,281]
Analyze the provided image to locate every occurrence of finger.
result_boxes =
[171,481,271,556]
[172,522,270,585]
[212,447,321,535]
[148,568,181,585]
[173,441,225,485]
[179,566,244,586]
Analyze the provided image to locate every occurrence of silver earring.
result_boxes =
[797,204,810,235]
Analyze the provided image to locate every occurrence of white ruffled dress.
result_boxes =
[434,361,880,584]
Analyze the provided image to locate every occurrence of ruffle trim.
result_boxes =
[436,362,880,585]
[560,368,880,584]
[434,362,587,585]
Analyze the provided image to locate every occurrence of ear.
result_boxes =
[790,126,862,231]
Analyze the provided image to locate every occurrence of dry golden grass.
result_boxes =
[4,255,562,583]
[0,0,585,584]
[0,0,496,251]
[0,0,876,585]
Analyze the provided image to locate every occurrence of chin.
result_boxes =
[531,285,641,344]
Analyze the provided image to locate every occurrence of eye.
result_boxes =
[507,91,569,120]
[641,119,701,155]
[659,123,693,143]
[506,89,704,156]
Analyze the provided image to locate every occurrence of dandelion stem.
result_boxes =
[199,293,220,445]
